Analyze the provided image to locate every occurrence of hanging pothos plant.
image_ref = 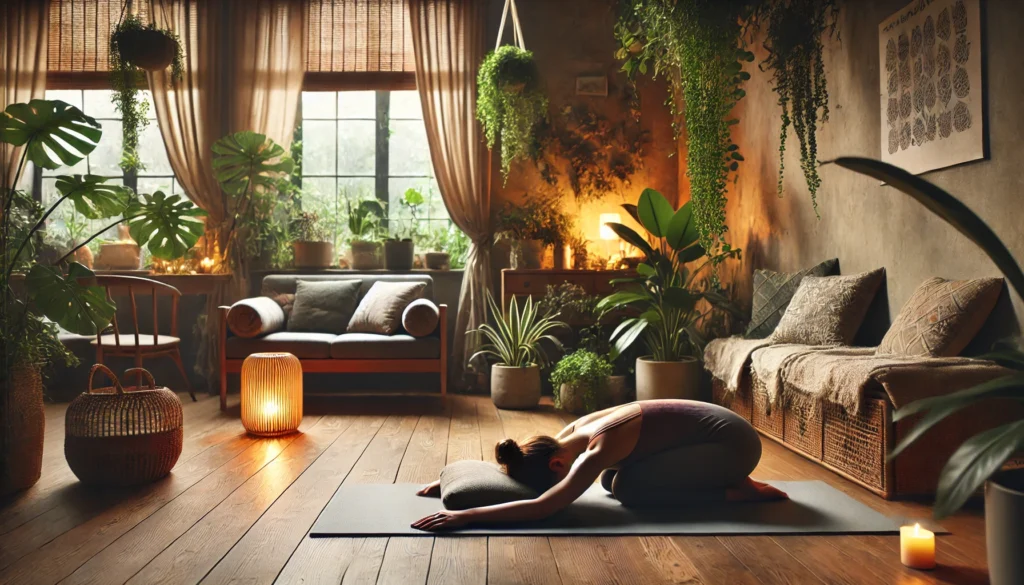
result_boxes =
[749,0,838,216]
[477,45,548,183]
[615,0,753,256]
[109,14,184,173]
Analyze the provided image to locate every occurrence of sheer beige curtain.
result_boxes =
[409,0,491,388]
[1,0,47,187]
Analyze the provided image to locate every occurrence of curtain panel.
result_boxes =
[1,0,48,187]
[409,0,491,389]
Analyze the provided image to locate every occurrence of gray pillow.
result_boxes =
[402,298,440,337]
[439,460,537,510]
[347,281,427,335]
[287,279,362,334]
[745,258,839,339]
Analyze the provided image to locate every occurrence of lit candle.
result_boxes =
[200,257,215,273]
[900,523,936,570]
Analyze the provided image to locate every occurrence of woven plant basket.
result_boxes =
[65,365,183,487]
[0,365,45,497]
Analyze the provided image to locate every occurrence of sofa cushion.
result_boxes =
[287,280,362,334]
[439,460,537,510]
[226,332,336,359]
[227,297,286,338]
[402,298,440,338]
[261,273,435,302]
[329,333,440,360]
[769,268,886,346]
[347,281,427,335]
[878,277,1003,357]
[745,258,839,339]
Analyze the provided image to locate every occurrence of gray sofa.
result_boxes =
[218,274,446,410]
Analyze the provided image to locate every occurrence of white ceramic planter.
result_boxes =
[635,356,700,401]
[986,469,1024,585]
[491,364,541,410]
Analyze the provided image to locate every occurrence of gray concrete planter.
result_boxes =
[635,357,699,401]
[986,468,1024,585]
[384,240,414,270]
[491,364,540,410]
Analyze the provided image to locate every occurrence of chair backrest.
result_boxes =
[91,275,182,349]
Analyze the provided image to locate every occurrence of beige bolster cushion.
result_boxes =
[402,298,440,337]
[227,297,287,338]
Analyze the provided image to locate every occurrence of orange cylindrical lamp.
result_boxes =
[241,352,303,436]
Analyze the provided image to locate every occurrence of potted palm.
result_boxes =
[385,188,424,271]
[835,157,1024,585]
[345,197,385,270]
[1,99,206,495]
[291,211,333,269]
[550,350,613,415]
[597,188,739,401]
[470,292,566,410]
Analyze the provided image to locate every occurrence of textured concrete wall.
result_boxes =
[722,0,1023,344]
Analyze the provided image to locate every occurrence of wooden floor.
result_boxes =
[0,392,990,585]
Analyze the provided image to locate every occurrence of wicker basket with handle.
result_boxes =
[65,365,184,486]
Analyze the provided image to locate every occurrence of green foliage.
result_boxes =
[615,0,752,254]
[550,350,613,413]
[495,195,570,246]
[477,46,548,182]
[390,188,425,241]
[0,100,102,169]
[25,262,115,335]
[422,221,471,269]
[749,0,838,214]
[109,14,184,172]
[835,157,1024,519]
[126,191,207,260]
[343,197,385,243]
[212,131,295,197]
[597,188,740,362]
[292,211,331,243]
[469,292,566,369]
[55,175,132,219]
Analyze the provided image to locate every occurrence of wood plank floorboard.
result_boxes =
[0,394,991,585]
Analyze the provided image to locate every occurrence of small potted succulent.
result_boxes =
[345,197,385,270]
[291,211,333,269]
[385,188,424,271]
[550,350,613,415]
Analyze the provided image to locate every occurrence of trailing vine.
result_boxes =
[749,0,838,216]
[476,46,548,183]
[615,0,752,255]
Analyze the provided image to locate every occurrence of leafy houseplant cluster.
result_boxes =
[109,14,184,172]
[477,46,548,182]
[422,221,470,270]
[495,196,570,268]
[384,188,425,271]
[549,349,613,414]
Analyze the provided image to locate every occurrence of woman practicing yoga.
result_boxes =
[413,399,786,531]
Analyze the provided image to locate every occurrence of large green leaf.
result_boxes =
[934,420,1024,518]
[835,157,1024,302]
[665,202,699,251]
[211,131,295,197]
[25,262,115,335]
[0,100,102,170]
[55,175,132,219]
[663,286,698,312]
[596,290,650,312]
[127,191,207,260]
[607,223,655,259]
[609,317,648,361]
[636,188,674,237]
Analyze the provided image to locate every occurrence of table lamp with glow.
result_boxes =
[599,213,622,260]
[240,352,303,436]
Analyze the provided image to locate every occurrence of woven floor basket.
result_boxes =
[65,365,183,486]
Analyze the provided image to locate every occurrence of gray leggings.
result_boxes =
[599,433,762,507]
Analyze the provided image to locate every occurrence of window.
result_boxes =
[299,90,448,246]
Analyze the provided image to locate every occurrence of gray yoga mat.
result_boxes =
[310,480,905,537]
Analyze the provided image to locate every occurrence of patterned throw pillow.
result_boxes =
[769,268,886,346]
[287,280,363,334]
[745,258,840,339]
[347,281,427,335]
[877,277,1003,357]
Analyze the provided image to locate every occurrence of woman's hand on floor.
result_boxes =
[411,510,468,532]
[416,480,441,498]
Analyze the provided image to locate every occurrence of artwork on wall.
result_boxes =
[879,0,984,175]
[575,75,608,97]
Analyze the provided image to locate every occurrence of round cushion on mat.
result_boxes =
[228,297,287,338]
[439,460,537,510]
[402,298,440,338]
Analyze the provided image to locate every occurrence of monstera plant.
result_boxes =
[1,99,205,495]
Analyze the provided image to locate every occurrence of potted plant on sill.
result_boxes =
[470,292,566,410]
[550,349,613,415]
[495,196,567,269]
[291,211,333,269]
[385,188,424,271]
[1,99,206,495]
[344,197,385,270]
[597,188,740,402]
[835,157,1024,585]
[423,220,470,270]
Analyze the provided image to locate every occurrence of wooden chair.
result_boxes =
[91,275,195,401]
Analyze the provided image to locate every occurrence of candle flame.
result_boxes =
[913,523,921,536]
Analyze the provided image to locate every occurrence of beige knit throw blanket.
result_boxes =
[752,345,1010,414]
[703,337,772,392]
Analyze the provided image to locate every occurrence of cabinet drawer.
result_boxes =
[504,273,595,295]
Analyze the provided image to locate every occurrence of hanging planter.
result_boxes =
[110,12,184,173]
[477,0,547,183]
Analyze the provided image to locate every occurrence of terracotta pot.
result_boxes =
[425,252,450,270]
[491,364,540,410]
[292,241,334,269]
[635,356,700,401]
[384,240,414,270]
[115,28,178,71]
[987,468,1024,585]
[0,365,45,497]
[349,241,383,270]
[520,239,545,269]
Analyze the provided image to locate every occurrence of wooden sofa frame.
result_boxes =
[218,304,447,411]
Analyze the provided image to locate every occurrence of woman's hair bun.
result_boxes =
[495,438,524,467]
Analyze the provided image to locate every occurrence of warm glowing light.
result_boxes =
[900,523,936,570]
[200,257,215,272]
[599,213,621,241]
[241,353,302,437]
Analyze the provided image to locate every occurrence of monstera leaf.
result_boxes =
[0,100,102,170]
[55,175,133,219]
[25,262,115,335]
[211,131,294,197]
[127,191,207,260]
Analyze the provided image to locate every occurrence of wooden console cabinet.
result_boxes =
[500,269,635,307]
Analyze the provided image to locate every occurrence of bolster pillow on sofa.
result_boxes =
[402,298,440,337]
[227,297,287,338]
